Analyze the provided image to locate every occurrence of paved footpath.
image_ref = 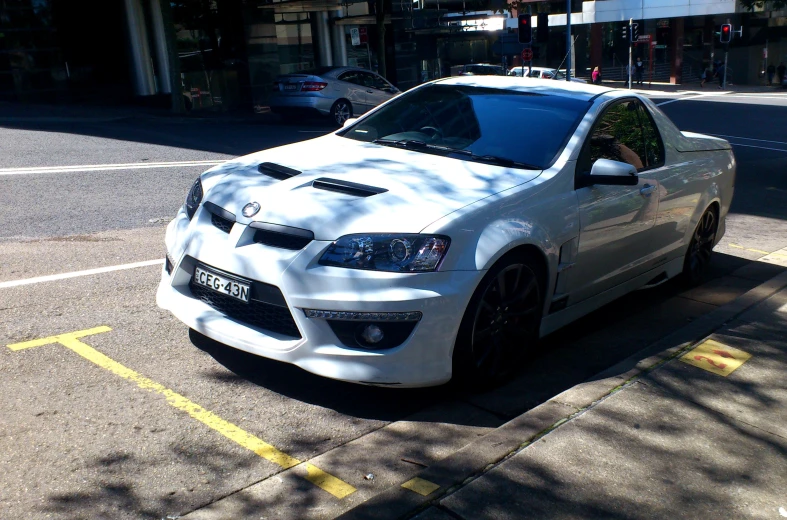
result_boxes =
[340,250,787,520]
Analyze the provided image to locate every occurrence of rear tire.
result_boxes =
[682,206,718,286]
[330,99,353,126]
[452,252,546,389]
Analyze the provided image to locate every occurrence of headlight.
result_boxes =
[319,234,450,272]
[185,177,203,220]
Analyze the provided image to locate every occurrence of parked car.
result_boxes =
[509,66,587,83]
[456,64,507,76]
[158,76,735,388]
[269,66,400,126]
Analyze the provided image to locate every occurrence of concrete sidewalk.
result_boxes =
[339,254,787,520]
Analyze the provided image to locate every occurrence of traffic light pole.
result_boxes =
[628,18,633,89]
[723,49,728,89]
[565,0,571,81]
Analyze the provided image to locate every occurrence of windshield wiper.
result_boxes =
[373,139,540,170]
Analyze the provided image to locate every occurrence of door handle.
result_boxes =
[640,184,656,197]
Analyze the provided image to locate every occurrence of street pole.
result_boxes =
[565,0,571,81]
[528,4,533,77]
[722,48,728,89]
[628,18,633,89]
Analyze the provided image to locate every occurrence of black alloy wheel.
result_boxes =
[683,207,718,285]
[330,99,352,126]
[454,254,544,388]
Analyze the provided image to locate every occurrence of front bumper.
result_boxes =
[157,208,481,387]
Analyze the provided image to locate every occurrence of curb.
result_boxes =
[336,268,787,520]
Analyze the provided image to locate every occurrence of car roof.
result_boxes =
[434,75,612,101]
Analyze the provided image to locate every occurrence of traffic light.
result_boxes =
[537,13,549,43]
[631,23,639,42]
[518,14,532,44]
[720,24,731,43]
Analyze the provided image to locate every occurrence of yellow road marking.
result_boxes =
[680,339,752,377]
[6,327,356,499]
[401,477,440,496]
[727,243,771,255]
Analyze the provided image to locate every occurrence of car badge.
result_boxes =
[242,202,261,217]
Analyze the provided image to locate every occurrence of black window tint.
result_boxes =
[588,100,646,171]
[637,103,665,168]
[339,85,590,170]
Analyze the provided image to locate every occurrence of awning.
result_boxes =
[257,0,367,13]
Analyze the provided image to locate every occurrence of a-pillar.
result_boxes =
[590,23,603,79]
[330,10,348,66]
[124,0,156,96]
[315,11,334,67]
[669,17,684,84]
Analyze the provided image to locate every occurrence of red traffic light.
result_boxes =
[518,14,532,44]
[720,23,731,43]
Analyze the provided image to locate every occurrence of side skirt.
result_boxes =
[539,257,684,338]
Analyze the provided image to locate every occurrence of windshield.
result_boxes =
[339,84,590,170]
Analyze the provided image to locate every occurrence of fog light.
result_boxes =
[361,324,384,344]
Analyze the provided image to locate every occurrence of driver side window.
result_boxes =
[577,100,647,177]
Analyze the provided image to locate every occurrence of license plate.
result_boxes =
[193,265,250,303]
[283,84,298,91]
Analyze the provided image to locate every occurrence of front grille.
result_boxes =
[253,230,312,250]
[211,213,234,233]
[189,280,301,338]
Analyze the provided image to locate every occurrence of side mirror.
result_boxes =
[342,117,358,128]
[583,159,638,187]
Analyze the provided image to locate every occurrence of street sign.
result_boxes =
[359,27,368,44]
[350,28,360,46]
[521,48,533,61]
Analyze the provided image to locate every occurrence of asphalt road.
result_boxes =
[1,93,786,519]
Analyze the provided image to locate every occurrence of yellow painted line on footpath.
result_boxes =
[6,327,356,499]
[401,477,441,496]
[679,339,752,377]
[727,243,771,256]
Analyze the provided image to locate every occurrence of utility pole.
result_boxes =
[565,0,571,81]
[628,18,633,89]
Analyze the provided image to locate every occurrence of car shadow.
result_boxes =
[189,252,783,426]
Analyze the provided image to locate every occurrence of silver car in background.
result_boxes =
[269,66,400,126]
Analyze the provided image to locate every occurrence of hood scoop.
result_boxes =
[311,178,388,198]
[258,162,302,180]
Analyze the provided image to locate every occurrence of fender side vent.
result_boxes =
[258,162,302,180]
[312,178,388,197]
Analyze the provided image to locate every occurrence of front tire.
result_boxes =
[330,99,352,126]
[453,252,545,388]
[683,206,718,285]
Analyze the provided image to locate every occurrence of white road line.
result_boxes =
[655,98,690,106]
[709,134,787,146]
[0,259,164,289]
[726,142,787,153]
[0,160,223,176]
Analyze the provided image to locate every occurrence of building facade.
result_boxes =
[1,0,785,112]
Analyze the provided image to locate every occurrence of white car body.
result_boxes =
[157,77,735,387]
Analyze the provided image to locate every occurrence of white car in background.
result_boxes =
[509,66,587,83]
[158,76,735,388]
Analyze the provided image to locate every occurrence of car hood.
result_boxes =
[201,134,542,240]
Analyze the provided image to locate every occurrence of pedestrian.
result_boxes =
[700,66,707,87]
[767,63,776,86]
[778,62,786,85]
[634,57,645,86]
[592,66,601,84]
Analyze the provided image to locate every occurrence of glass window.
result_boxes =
[338,71,361,85]
[582,100,646,173]
[339,84,590,170]
[638,103,665,168]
